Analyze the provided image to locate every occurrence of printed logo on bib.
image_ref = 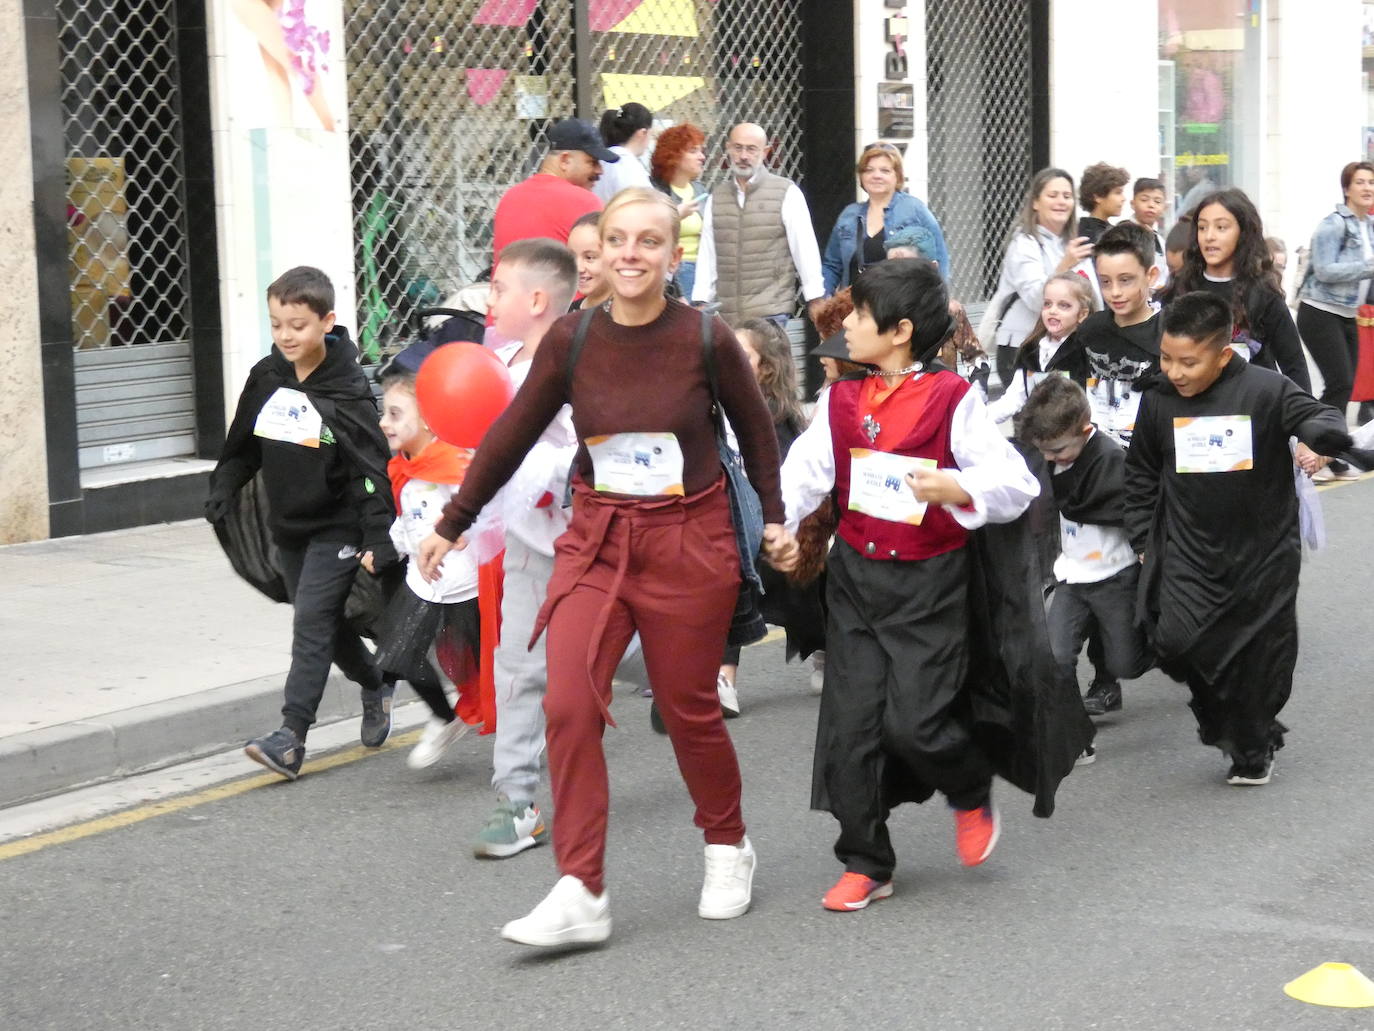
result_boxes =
[1173,415,1253,473]
[254,387,323,448]
[848,449,937,525]
[586,432,685,496]
[1085,377,1143,447]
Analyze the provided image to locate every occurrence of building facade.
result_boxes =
[4,0,1369,543]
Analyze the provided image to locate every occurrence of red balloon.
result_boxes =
[415,342,515,448]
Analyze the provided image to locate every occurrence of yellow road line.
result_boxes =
[0,728,423,863]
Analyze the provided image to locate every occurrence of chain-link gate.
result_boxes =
[58,0,197,467]
[345,0,804,363]
[925,0,1032,308]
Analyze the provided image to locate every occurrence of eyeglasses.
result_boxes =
[864,142,902,153]
[727,143,763,156]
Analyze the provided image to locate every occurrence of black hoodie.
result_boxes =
[209,327,393,549]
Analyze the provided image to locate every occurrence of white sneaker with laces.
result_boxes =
[717,673,741,718]
[698,836,756,919]
[500,875,611,947]
[406,716,471,770]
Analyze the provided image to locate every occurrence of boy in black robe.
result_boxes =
[1018,377,1153,763]
[1124,292,1352,785]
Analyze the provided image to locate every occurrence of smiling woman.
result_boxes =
[414,185,800,947]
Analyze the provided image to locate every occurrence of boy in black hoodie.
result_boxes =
[207,266,398,780]
[1018,376,1153,762]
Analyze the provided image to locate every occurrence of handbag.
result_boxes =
[699,309,768,646]
[1352,304,1374,402]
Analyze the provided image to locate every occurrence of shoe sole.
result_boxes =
[1075,750,1097,767]
[823,881,893,912]
[500,918,611,947]
[474,825,549,859]
[1227,761,1275,786]
[959,806,1001,867]
[698,856,756,920]
[244,744,300,782]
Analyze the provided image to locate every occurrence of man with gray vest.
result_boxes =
[691,122,825,326]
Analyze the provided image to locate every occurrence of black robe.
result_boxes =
[1124,360,1349,682]
[1052,429,1127,528]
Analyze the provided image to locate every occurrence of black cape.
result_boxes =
[1051,429,1126,528]
[1124,360,1349,680]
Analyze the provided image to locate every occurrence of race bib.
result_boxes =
[848,449,937,524]
[586,432,685,496]
[1173,415,1253,473]
[254,387,323,447]
[1086,378,1143,447]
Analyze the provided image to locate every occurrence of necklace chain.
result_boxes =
[868,361,923,378]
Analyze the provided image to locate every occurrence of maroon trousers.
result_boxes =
[535,478,746,896]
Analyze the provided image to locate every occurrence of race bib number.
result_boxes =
[1173,415,1253,473]
[848,449,937,524]
[254,387,323,447]
[586,432,685,496]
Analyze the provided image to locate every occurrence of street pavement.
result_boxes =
[3,481,1374,1029]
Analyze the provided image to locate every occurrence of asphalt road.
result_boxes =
[3,481,1374,1030]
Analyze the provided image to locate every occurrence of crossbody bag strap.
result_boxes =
[700,308,726,439]
[565,306,597,396]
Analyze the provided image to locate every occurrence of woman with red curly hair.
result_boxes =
[651,123,708,298]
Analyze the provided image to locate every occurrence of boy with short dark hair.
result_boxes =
[1077,162,1131,244]
[207,266,398,780]
[1125,292,1354,785]
[1075,221,1163,448]
[1128,177,1168,285]
[1017,376,1152,763]
[780,259,1082,912]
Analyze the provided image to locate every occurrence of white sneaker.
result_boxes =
[717,673,741,718]
[698,836,756,919]
[406,717,471,770]
[500,875,611,947]
[809,651,825,695]
[1311,466,1335,483]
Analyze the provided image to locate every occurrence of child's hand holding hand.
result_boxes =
[360,551,375,574]
[1294,442,1329,476]
[905,467,972,508]
[762,523,799,572]
[417,532,467,582]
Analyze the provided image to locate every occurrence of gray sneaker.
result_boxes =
[244,727,304,781]
[474,798,548,858]
[359,682,395,747]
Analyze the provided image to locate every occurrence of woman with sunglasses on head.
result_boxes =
[821,142,950,295]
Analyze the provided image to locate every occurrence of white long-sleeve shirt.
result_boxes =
[391,478,479,604]
[780,378,1040,535]
[981,228,1100,350]
[691,168,825,306]
[591,145,651,205]
[985,335,1069,424]
[491,341,578,556]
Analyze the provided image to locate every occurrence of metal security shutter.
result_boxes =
[925,0,1033,306]
[59,0,196,469]
[344,0,805,363]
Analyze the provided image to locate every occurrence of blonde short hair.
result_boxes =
[599,187,681,245]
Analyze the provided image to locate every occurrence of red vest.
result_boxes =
[830,371,971,561]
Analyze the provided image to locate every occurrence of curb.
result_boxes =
[0,672,376,809]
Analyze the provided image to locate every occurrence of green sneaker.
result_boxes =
[474,797,548,859]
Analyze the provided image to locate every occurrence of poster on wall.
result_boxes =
[878,83,914,139]
[221,0,355,360]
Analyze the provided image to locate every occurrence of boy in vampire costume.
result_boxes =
[779,260,1094,912]
[1125,292,1369,786]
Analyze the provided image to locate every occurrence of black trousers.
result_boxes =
[1296,302,1357,412]
[816,541,993,881]
[1048,565,1153,698]
[278,538,384,737]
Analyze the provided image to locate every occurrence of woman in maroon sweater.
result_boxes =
[418,187,796,947]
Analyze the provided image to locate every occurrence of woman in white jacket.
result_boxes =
[981,168,1096,386]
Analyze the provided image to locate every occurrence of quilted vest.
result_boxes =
[711,171,796,323]
[830,372,972,561]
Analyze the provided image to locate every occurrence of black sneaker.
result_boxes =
[649,700,667,735]
[1082,680,1123,716]
[360,682,395,747]
[244,727,304,781]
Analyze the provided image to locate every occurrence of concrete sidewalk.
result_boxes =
[1,521,391,807]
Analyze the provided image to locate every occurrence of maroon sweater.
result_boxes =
[435,302,784,540]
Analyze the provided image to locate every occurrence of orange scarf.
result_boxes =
[388,439,503,735]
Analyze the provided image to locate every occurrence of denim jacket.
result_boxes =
[1298,204,1374,310]
[822,191,950,293]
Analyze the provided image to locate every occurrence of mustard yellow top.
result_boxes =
[672,182,703,263]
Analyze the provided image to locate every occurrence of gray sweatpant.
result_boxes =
[491,537,555,802]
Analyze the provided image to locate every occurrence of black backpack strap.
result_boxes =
[700,309,725,436]
[565,306,597,396]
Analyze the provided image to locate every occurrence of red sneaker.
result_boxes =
[822,872,893,911]
[953,803,1000,866]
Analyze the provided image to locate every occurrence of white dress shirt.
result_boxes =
[780,377,1040,535]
